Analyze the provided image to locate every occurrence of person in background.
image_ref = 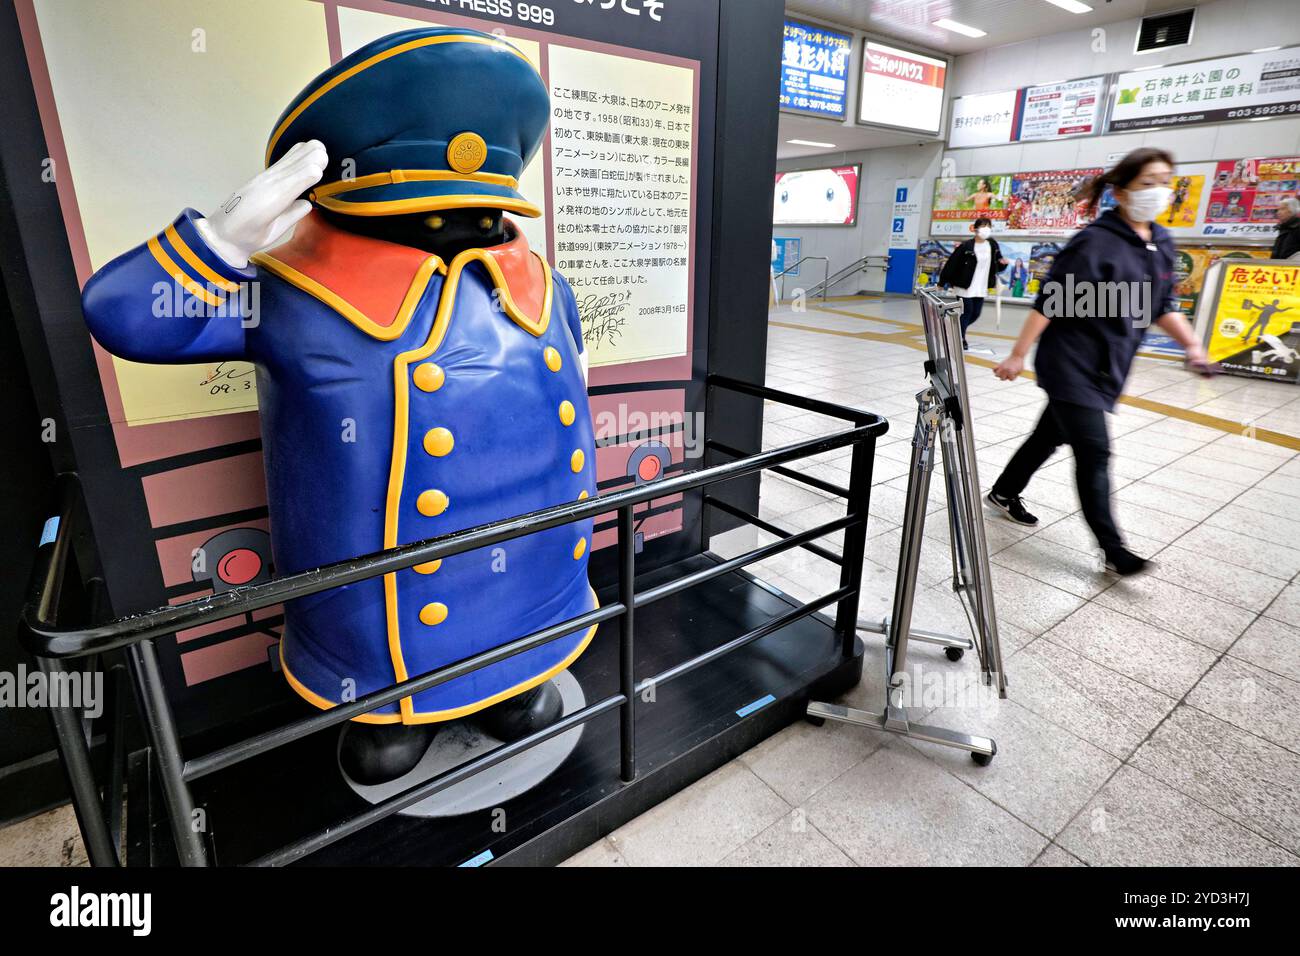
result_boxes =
[1271,197,1300,260]
[984,148,1211,577]
[939,216,1009,349]
[1010,257,1028,298]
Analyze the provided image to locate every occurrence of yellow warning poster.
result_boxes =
[1205,262,1300,382]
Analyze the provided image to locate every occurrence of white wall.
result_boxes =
[946,0,1300,178]
[774,0,1300,294]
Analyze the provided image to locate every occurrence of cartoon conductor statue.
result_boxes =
[81,28,598,785]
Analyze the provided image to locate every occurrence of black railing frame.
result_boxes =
[18,374,886,867]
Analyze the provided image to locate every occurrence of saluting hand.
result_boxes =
[196,140,329,268]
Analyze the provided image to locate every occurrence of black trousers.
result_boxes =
[959,296,984,340]
[991,399,1124,554]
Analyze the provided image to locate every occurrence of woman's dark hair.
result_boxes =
[1082,147,1174,215]
[972,216,992,229]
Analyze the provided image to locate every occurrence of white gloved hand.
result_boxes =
[195,140,328,268]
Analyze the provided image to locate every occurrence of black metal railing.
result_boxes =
[19,375,887,867]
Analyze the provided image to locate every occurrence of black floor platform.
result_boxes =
[129,553,864,866]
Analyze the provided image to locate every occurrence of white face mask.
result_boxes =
[1123,185,1173,222]
[975,226,991,239]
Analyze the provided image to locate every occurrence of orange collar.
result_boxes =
[251,214,548,340]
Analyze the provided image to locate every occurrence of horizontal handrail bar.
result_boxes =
[705,495,843,565]
[23,417,885,659]
[708,374,878,425]
[772,254,828,280]
[190,513,858,780]
[638,513,856,608]
[183,601,625,781]
[256,583,851,865]
[707,439,850,499]
[639,586,852,692]
[251,692,627,866]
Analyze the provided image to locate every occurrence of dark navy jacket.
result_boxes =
[1031,209,1177,411]
[938,237,1003,293]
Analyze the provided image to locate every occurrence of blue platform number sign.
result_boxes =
[772,237,801,277]
[780,20,852,119]
[895,186,909,203]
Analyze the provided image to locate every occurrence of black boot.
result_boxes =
[474,681,563,743]
[339,721,436,785]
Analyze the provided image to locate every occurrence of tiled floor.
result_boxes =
[4,296,1297,868]
[564,296,1300,868]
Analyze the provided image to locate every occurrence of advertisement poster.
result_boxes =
[917,239,1054,300]
[858,40,947,134]
[1202,155,1300,238]
[1109,46,1300,132]
[773,165,860,226]
[1005,168,1100,234]
[1019,76,1106,140]
[948,89,1020,148]
[996,241,1036,300]
[1171,246,1272,314]
[1203,261,1300,381]
[914,239,955,289]
[771,236,801,276]
[780,19,852,119]
[930,174,1013,233]
[932,168,1099,236]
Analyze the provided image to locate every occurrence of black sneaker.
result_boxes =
[1104,548,1151,576]
[985,490,1038,525]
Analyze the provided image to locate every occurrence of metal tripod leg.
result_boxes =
[808,388,996,763]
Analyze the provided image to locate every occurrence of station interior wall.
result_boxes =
[775,0,1300,294]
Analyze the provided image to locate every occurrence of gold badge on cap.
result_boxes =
[447,132,488,174]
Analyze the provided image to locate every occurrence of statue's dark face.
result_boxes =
[321,207,506,258]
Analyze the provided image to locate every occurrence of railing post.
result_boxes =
[833,423,875,657]
[617,505,637,782]
[37,655,119,866]
[126,640,208,865]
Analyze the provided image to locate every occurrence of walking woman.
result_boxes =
[984,148,1211,576]
[939,216,1009,349]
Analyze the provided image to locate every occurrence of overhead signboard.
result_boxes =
[1019,76,1106,140]
[779,19,853,119]
[948,89,1020,148]
[931,168,1100,237]
[858,40,947,135]
[773,165,861,226]
[1108,46,1300,132]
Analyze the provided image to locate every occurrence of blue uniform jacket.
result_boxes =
[82,209,598,723]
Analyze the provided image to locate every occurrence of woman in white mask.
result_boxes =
[938,216,1009,349]
[987,148,1210,576]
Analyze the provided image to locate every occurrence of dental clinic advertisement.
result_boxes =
[1108,46,1300,131]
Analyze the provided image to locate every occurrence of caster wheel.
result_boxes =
[805,714,826,727]
[971,751,993,767]
[944,646,965,662]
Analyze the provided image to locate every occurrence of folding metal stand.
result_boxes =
[807,288,1007,765]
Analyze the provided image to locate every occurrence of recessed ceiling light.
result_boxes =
[933,18,986,38]
[1043,0,1093,13]
[786,139,837,148]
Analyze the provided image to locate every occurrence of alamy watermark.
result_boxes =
[0,664,102,719]
[1038,276,1154,328]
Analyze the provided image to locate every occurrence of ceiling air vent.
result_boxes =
[1135,9,1195,54]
